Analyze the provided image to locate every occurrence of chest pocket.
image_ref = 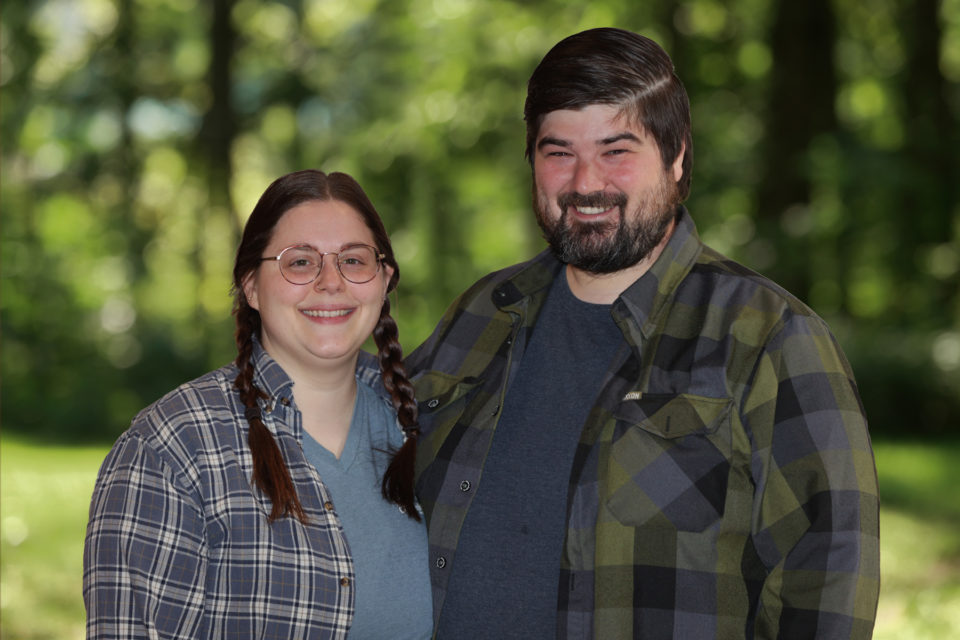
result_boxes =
[415,372,482,426]
[413,371,482,465]
[605,393,732,532]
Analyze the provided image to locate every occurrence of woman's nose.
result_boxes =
[313,256,345,291]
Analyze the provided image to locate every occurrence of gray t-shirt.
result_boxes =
[437,270,623,638]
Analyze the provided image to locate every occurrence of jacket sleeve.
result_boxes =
[83,431,207,639]
[742,313,880,639]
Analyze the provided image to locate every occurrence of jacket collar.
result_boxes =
[616,207,703,338]
[495,207,702,338]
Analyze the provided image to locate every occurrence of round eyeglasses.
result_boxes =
[261,244,385,285]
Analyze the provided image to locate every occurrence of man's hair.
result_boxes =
[524,27,693,201]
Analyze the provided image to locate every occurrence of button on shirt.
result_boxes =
[84,343,355,639]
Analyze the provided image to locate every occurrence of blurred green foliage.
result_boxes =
[1,0,959,442]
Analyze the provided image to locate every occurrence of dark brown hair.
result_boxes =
[524,27,694,201]
[231,169,420,522]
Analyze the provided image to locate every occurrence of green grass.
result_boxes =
[871,440,960,639]
[1,435,958,638]
[1,436,105,639]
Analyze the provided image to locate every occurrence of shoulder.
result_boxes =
[674,247,854,387]
[405,260,534,375]
[356,373,405,445]
[119,363,244,477]
[356,370,397,414]
[446,255,545,311]
[687,245,828,333]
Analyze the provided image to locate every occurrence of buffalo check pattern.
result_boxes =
[405,208,880,638]
[84,343,356,639]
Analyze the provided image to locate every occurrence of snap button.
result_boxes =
[427,398,439,409]
[436,556,447,569]
[459,480,471,492]
[340,577,351,587]
[280,397,290,406]
[324,501,334,511]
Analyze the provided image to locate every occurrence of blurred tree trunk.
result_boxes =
[756,0,837,300]
[198,0,239,230]
[897,0,957,320]
[195,0,239,358]
[114,0,149,279]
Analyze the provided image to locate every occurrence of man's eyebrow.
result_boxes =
[536,136,570,150]
[537,132,643,151]
[599,132,642,145]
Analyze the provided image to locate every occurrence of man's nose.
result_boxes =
[571,157,605,194]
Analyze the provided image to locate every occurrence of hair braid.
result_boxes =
[374,298,421,521]
[234,303,307,523]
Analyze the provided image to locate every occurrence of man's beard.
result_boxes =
[534,173,680,274]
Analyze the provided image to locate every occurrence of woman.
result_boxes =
[84,170,432,638]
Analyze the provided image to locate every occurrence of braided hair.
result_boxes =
[231,169,419,523]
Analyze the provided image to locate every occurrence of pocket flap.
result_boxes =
[615,393,731,439]
[414,371,481,413]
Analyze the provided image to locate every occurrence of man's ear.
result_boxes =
[671,143,685,183]
[242,272,259,311]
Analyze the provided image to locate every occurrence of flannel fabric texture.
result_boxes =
[84,343,358,639]
[406,208,880,638]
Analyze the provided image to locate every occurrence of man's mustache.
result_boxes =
[557,191,628,212]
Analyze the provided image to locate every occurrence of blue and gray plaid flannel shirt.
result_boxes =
[84,343,357,638]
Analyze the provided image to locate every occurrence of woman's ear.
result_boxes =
[382,265,396,298]
[242,272,260,311]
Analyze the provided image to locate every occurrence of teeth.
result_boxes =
[302,309,351,318]
[576,206,608,215]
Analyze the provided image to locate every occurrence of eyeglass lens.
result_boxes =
[278,245,380,284]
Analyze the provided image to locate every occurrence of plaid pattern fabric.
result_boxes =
[406,209,879,638]
[84,344,356,639]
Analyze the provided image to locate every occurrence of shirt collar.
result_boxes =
[496,206,702,336]
[616,207,703,337]
[250,336,295,403]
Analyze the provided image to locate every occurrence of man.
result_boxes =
[406,27,879,638]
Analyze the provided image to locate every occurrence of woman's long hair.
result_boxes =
[231,169,420,523]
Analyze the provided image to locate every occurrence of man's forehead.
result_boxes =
[537,104,649,142]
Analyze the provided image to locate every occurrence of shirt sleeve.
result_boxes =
[742,313,880,639]
[83,430,208,639]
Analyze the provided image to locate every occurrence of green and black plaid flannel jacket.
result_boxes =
[405,208,880,638]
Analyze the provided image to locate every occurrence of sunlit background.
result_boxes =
[2,0,959,637]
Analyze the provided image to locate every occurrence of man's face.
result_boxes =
[532,103,683,274]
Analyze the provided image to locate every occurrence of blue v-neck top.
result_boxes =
[302,379,432,639]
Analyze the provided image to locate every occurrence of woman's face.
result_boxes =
[243,199,394,377]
